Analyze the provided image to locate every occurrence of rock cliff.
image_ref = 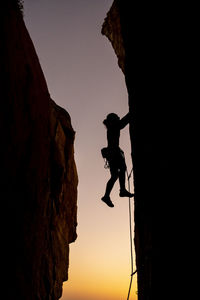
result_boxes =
[102,1,188,299]
[0,2,77,300]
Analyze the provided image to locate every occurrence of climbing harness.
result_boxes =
[126,167,137,300]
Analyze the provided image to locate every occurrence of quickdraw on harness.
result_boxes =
[101,147,110,169]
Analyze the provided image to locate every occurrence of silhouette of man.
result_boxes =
[101,112,134,207]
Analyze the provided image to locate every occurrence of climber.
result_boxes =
[101,112,134,207]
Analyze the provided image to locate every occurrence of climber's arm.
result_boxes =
[120,112,130,129]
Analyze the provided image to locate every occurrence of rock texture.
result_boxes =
[102,1,189,299]
[0,2,77,300]
[102,1,125,73]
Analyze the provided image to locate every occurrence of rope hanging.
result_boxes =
[126,167,137,300]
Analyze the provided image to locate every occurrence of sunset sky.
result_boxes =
[24,1,137,299]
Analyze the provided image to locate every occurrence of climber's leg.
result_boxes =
[119,169,134,198]
[101,165,118,207]
[105,173,118,197]
[118,157,134,198]
[119,169,126,191]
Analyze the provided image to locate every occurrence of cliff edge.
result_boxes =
[102,1,188,299]
[0,2,78,300]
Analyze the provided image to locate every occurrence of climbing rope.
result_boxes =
[126,167,137,300]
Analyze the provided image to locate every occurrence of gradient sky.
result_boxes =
[24,1,137,299]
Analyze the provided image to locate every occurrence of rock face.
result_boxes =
[102,1,125,73]
[0,2,77,300]
[102,1,188,299]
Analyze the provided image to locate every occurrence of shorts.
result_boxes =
[107,148,126,173]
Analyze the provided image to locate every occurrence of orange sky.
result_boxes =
[24,1,138,299]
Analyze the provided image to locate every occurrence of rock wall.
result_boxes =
[102,1,188,299]
[0,2,77,300]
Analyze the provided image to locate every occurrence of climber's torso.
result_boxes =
[107,125,120,149]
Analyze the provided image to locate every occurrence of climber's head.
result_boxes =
[103,113,120,128]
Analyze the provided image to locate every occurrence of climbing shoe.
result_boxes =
[119,189,134,198]
[101,196,114,207]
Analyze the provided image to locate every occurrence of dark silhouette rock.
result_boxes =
[0,1,77,300]
[102,1,191,299]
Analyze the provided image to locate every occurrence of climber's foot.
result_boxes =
[101,196,114,207]
[119,189,134,198]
